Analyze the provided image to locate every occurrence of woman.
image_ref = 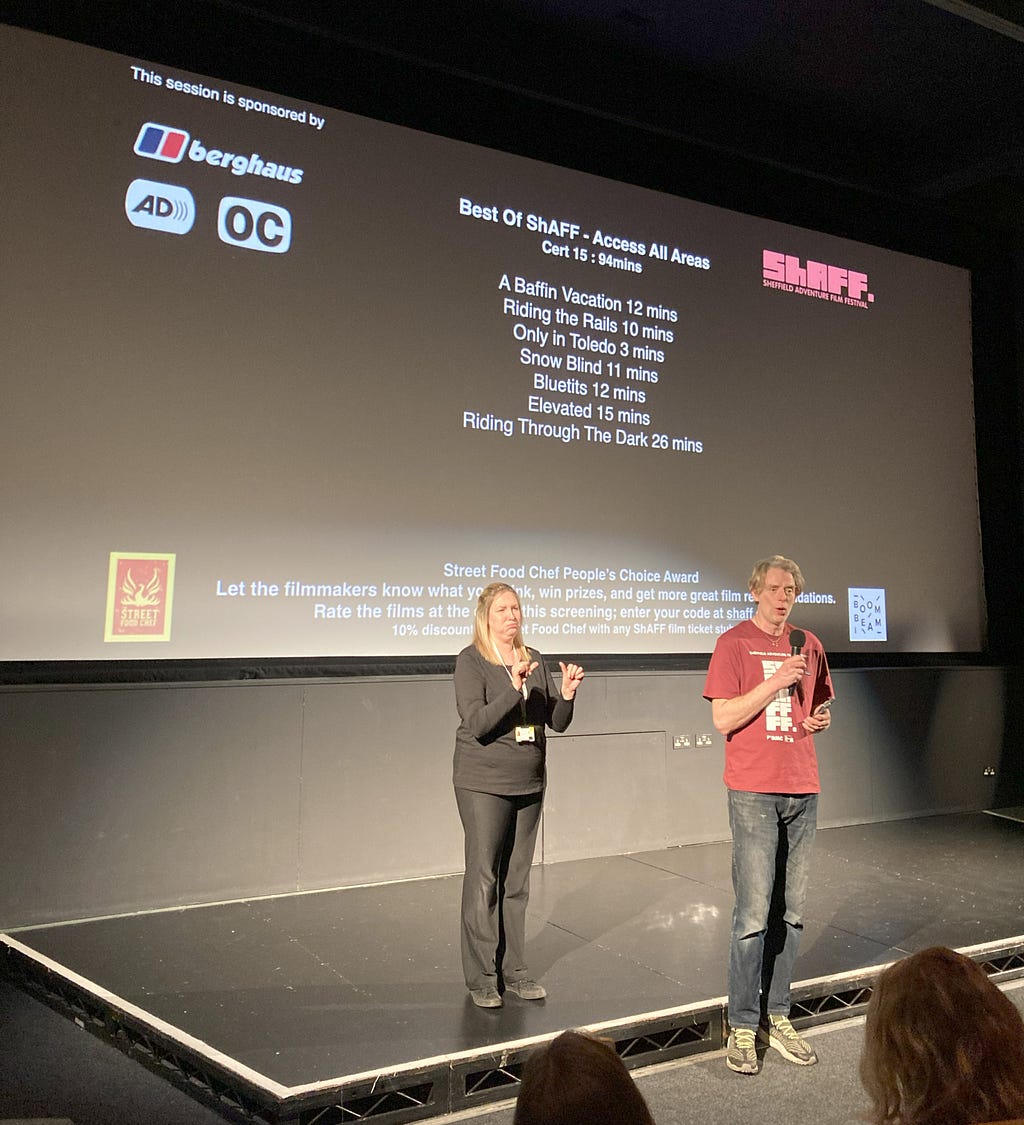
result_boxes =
[514,1030,656,1125]
[860,945,1024,1125]
[453,582,584,1008]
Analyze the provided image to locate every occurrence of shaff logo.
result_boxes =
[217,196,292,253]
[848,587,887,642]
[763,249,874,307]
[134,123,190,163]
[125,179,195,234]
[105,552,176,642]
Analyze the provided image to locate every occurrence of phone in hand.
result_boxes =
[813,699,833,716]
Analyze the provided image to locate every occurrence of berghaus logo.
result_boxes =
[133,122,304,185]
[134,123,189,162]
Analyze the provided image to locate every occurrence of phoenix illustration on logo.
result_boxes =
[120,568,162,607]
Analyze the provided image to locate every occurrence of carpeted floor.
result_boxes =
[0,979,226,1125]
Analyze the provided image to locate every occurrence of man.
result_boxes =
[703,555,833,1075]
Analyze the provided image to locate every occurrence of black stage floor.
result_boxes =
[3,811,1023,1123]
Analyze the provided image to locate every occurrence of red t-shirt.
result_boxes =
[703,619,833,794]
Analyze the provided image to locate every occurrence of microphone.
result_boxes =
[788,629,806,695]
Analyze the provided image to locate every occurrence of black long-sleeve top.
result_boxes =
[452,644,575,795]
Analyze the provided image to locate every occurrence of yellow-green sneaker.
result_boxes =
[764,1015,817,1065]
[726,1027,759,1074]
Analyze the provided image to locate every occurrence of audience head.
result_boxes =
[861,945,1024,1125]
[514,1030,655,1125]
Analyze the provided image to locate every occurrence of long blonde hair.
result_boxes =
[472,582,526,663]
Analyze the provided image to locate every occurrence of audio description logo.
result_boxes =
[134,123,190,163]
[125,179,196,234]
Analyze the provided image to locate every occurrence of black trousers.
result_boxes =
[454,787,544,991]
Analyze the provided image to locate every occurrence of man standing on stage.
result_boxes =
[703,555,833,1075]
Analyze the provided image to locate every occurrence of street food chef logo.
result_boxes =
[763,249,874,309]
[105,552,176,642]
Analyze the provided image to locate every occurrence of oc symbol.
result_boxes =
[217,196,292,254]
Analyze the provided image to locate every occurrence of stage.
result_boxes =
[3,810,1023,1124]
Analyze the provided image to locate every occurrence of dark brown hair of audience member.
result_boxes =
[514,1030,656,1125]
[860,946,1024,1125]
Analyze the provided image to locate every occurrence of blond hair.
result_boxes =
[472,582,526,663]
[748,555,805,596]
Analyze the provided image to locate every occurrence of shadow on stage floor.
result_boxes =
[2,811,1023,1123]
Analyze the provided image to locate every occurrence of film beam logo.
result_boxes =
[105,552,176,642]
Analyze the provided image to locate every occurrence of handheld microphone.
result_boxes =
[788,629,806,695]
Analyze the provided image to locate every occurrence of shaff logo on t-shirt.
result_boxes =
[105,552,176,642]
[849,587,887,642]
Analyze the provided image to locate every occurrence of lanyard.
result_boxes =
[493,639,529,701]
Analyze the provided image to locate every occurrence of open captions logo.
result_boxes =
[218,196,291,253]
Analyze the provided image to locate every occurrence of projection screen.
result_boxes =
[0,24,985,662]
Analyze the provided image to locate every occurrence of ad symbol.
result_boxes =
[125,179,195,234]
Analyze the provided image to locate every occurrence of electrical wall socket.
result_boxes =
[673,735,692,749]
[695,733,714,747]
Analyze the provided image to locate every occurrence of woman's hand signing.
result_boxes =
[559,662,585,700]
[512,659,539,692]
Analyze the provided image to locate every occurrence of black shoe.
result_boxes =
[470,987,502,1008]
[505,979,546,1000]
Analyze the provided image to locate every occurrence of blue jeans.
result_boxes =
[727,789,817,1029]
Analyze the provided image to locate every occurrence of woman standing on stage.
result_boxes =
[453,582,584,1008]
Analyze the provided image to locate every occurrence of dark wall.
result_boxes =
[1,666,1016,929]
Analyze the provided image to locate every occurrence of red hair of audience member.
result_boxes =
[860,946,1024,1125]
[514,1030,656,1125]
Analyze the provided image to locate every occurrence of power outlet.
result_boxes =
[695,733,714,747]
[673,734,692,749]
